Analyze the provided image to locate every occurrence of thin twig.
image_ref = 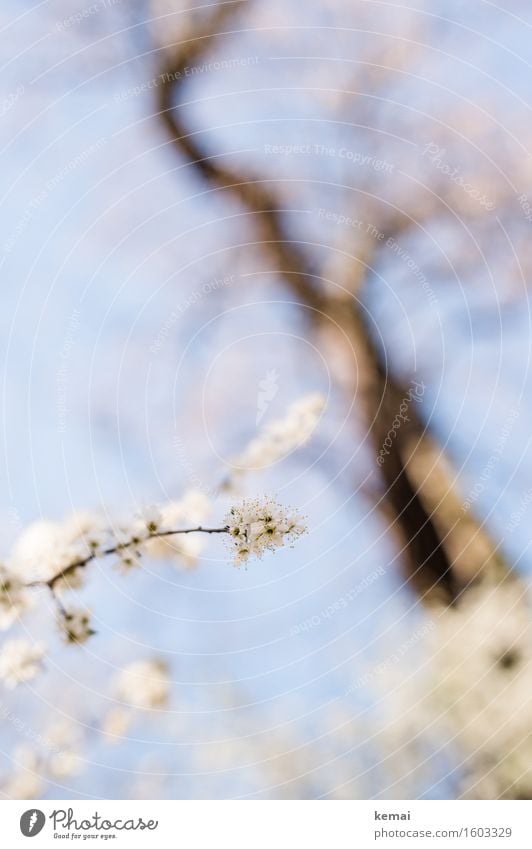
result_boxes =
[28,526,229,590]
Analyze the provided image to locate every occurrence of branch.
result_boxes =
[28,526,230,591]
[153,1,459,602]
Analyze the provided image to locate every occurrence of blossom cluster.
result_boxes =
[142,490,210,568]
[4,720,85,798]
[232,393,325,471]
[426,580,532,798]
[57,606,95,644]
[0,565,33,630]
[99,660,171,745]
[225,497,306,565]
[0,393,321,698]
[114,659,170,710]
[9,512,109,585]
[0,639,45,688]
[0,492,308,686]
[375,578,532,800]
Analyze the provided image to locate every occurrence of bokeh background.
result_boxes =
[1,0,532,799]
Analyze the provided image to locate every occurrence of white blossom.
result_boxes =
[145,490,211,567]
[114,548,143,573]
[108,518,149,572]
[48,748,84,779]
[139,504,163,533]
[380,579,532,799]
[9,512,106,584]
[43,719,82,750]
[5,745,43,799]
[114,520,149,549]
[156,489,211,530]
[0,638,45,688]
[41,722,85,777]
[147,532,203,568]
[0,565,33,630]
[174,490,211,523]
[225,497,306,565]
[101,707,132,743]
[54,566,86,595]
[114,659,170,709]
[232,393,325,471]
[5,770,43,800]
[65,511,110,554]
[58,606,94,644]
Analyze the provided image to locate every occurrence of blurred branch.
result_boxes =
[152,0,493,603]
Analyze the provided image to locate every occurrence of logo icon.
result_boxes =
[256,369,279,425]
[20,810,45,837]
